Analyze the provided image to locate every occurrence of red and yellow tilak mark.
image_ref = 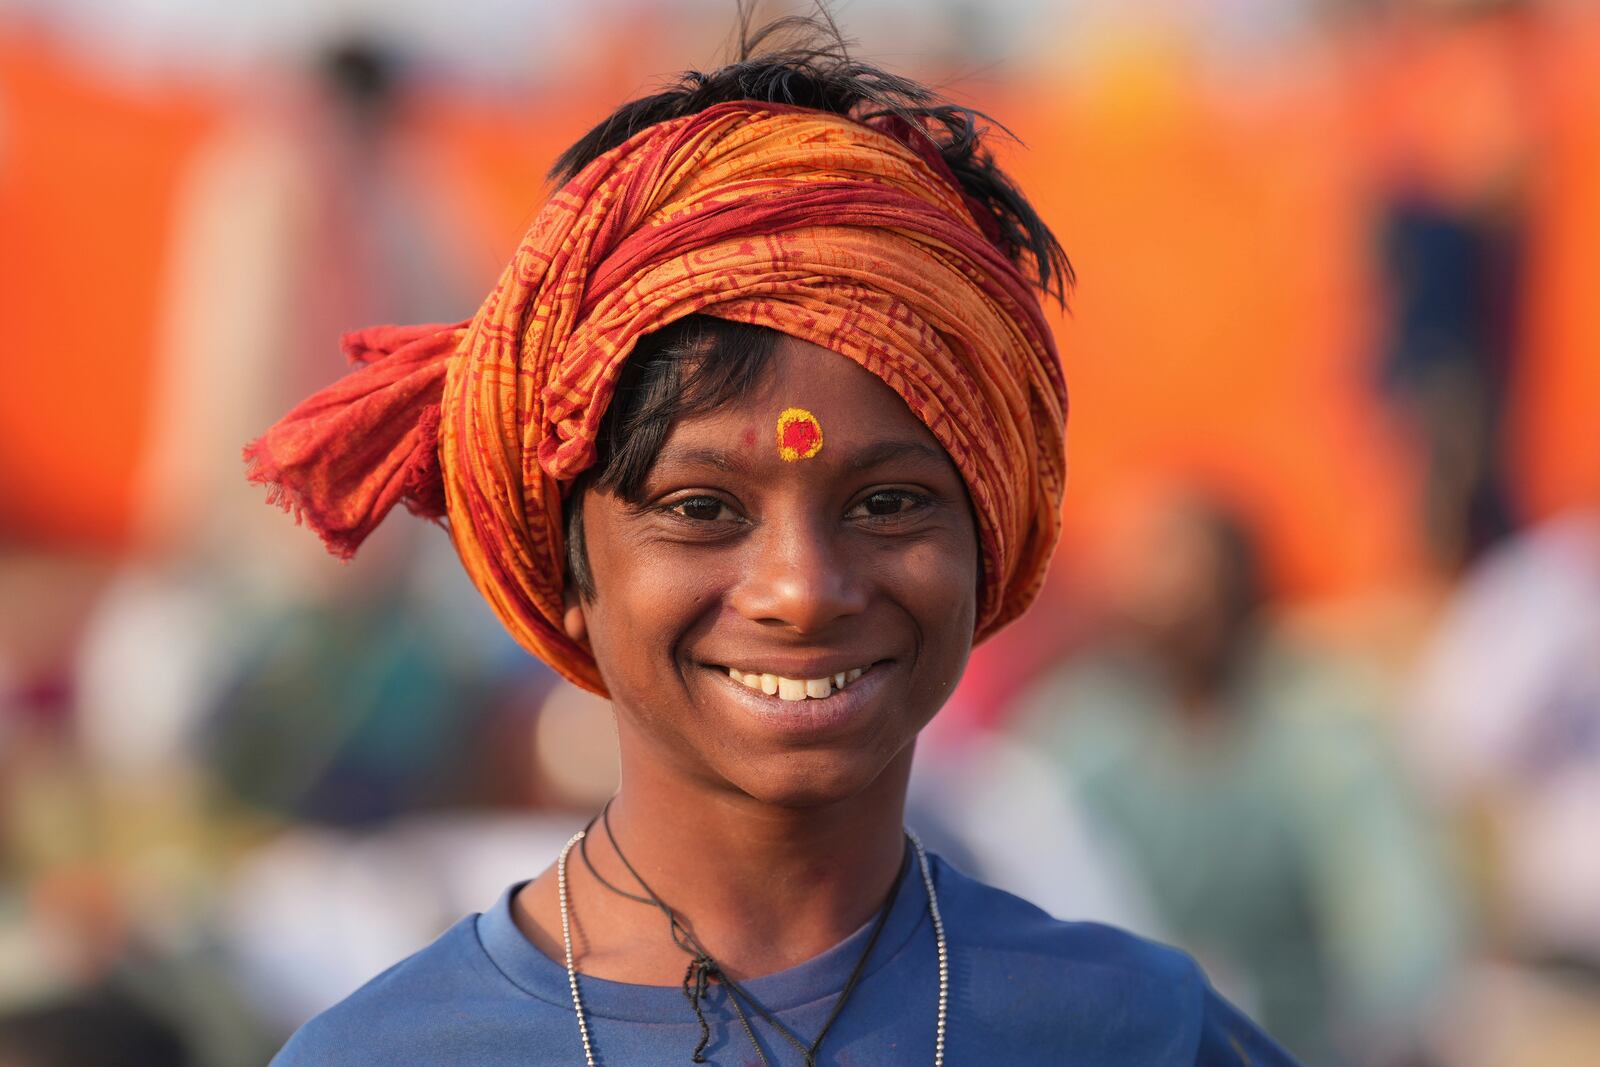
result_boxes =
[776,407,824,461]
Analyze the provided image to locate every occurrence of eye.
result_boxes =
[667,495,738,523]
[850,489,929,520]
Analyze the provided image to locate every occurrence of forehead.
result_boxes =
[670,335,941,456]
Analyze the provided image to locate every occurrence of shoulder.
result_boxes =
[938,860,1198,1023]
[269,913,541,1067]
[933,859,1298,1065]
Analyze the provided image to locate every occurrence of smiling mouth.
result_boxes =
[720,665,871,701]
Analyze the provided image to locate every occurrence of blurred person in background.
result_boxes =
[133,36,476,562]
[1369,0,1537,576]
[1013,490,1463,1066]
[241,11,1296,1065]
[1374,190,1522,573]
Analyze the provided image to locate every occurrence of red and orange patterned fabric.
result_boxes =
[246,101,1066,694]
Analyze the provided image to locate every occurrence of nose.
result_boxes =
[730,513,868,634]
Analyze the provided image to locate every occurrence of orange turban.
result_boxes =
[246,101,1066,695]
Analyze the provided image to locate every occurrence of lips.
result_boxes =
[702,657,893,741]
[724,665,868,701]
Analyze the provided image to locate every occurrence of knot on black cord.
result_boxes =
[683,953,721,1062]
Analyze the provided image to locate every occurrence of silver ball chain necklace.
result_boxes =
[557,826,948,1067]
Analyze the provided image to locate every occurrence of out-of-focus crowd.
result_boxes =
[3,2,1599,1065]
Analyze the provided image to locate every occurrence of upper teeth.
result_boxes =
[726,666,867,701]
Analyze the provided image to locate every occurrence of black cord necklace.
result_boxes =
[578,801,909,1066]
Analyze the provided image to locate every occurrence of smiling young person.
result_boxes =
[247,15,1297,1067]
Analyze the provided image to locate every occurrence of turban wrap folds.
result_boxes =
[245,101,1067,695]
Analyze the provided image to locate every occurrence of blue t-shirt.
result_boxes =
[273,854,1296,1065]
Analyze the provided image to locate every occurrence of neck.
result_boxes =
[543,747,914,985]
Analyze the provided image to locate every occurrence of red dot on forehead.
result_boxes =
[782,419,819,453]
[775,407,824,461]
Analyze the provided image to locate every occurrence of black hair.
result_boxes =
[560,9,1069,599]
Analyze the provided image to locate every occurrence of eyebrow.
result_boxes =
[649,438,949,477]
[650,446,752,475]
[845,439,951,472]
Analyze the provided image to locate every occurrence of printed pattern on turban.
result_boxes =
[245,101,1067,695]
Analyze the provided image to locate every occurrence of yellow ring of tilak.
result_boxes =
[775,407,824,462]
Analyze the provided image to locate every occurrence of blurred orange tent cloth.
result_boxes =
[3,13,1598,589]
[0,29,219,548]
[1516,18,1600,520]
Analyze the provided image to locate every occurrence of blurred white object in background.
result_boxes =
[1410,509,1600,958]
[909,732,1157,933]
[73,565,230,777]
[222,812,583,1032]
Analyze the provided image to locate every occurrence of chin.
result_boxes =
[721,747,905,810]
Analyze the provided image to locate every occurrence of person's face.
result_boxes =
[1109,501,1236,678]
[569,337,979,807]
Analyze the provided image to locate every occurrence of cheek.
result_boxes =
[883,528,980,655]
[582,541,725,690]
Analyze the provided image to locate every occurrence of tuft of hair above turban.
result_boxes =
[245,101,1067,695]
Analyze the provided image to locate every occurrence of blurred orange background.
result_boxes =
[4,3,1600,1065]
